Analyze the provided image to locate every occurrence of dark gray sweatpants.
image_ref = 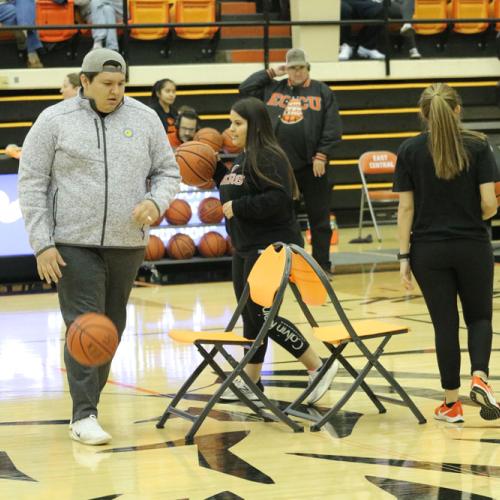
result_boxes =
[56,245,145,422]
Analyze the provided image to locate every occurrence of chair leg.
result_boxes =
[365,195,382,242]
[156,348,215,429]
[358,190,365,238]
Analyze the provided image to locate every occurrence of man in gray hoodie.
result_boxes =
[18,48,180,445]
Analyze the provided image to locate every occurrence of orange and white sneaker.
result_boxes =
[434,401,464,423]
[470,376,500,420]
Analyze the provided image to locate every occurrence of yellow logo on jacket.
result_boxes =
[124,129,133,138]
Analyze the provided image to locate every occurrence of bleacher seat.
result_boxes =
[452,0,490,34]
[35,0,77,43]
[413,0,448,35]
[174,0,218,40]
[129,0,170,40]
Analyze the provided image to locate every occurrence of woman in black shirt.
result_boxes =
[215,97,338,403]
[394,83,499,423]
[150,78,178,145]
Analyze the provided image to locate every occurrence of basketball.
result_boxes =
[225,235,235,255]
[495,181,500,205]
[145,234,165,260]
[198,197,223,224]
[166,233,196,260]
[175,140,216,187]
[194,127,223,152]
[165,199,192,225]
[222,128,243,154]
[66,312,119,367]
[198,231,227,257]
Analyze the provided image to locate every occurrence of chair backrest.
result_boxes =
[247,244,290,308]
[493,0,500,31]
[290,252,327,306]
[175,0,218,40]
[35,0,77,43]
[413,0,448,35]
[359,151,397,176]
[451,0,490,34]
[129,0,170,40]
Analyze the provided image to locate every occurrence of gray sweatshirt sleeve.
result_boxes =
[18,112,57,256]
[145,114,181,215]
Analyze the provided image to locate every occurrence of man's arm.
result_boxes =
[316,85,343,159]
[239,68,284,99]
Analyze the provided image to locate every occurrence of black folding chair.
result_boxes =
[284,244,427,431]
[156,243,304,441]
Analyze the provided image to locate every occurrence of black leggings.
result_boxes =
[232,251,310,364]
[411,239,493,390]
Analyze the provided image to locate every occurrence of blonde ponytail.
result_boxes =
[419,83,485,180]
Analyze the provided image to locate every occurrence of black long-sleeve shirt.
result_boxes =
[215,151,303,253]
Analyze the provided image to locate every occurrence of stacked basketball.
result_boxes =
[175,141,216,189]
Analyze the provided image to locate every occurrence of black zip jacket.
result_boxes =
[214,151,303,254]
[239,69,342,164]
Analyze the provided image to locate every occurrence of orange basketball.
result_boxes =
[145,234,165,260]
[222,128,243,154]
[165,199,192,225]
[198,231,227,257]
[175,140,216,187]
[225,235,235,256]
[166,233,196,260]
[66,313,119,367]
[194,127,223,152]
[495,181,500,206]
[198,197,223,224]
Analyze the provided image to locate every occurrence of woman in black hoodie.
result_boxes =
[214,97,338,403]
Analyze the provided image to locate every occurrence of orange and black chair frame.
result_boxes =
[284,244,426,431]
[357,150,399,242]
[156,243,303,441]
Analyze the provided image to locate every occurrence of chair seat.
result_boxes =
[312,319,408,344]
[169,329,252,344]
[368,190,399,201]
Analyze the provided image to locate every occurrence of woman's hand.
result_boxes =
[400,259,413,290]
[222,201,234,219]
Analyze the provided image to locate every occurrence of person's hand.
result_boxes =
[312,158,326,177]
[400,260,413,290]
[274,64,287,77]
[132,200,160,226]
[36,247,66,284]
[222,201,234,219]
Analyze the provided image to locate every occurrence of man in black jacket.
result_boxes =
[239,49,342,275]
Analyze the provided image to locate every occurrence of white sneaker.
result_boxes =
[70,415,111,445]
[92,39,103,50]
[307,360,339,404]
[338,43,354,61]
[357,46,385,60]
[400,23,414,35]
[220,377,261,402]
[409,48,422,59]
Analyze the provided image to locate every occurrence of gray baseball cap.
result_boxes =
[81,48,126,74]
[285,48,308,67]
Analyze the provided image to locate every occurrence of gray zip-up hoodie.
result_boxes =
[18,93,180,255]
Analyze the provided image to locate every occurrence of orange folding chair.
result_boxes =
[35,0,78,43]
[357,150,399,242]
[129,0,170,40]
[174,0,218,40]
[156,243,303,441]
[284,244,426,431]
[413,0,449,35]
[451,0,490,34]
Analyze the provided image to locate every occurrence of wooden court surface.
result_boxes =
[1,232,499,499]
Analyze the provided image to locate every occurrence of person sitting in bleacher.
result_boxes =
[59,72,81,99]
[0,0,43,67]
[78,0,122,51]
[339,0,385,60]
[150,78,178,143]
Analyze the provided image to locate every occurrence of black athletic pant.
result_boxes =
[57,245,145,422]
[410,239,493,390]
[294,165,332,271]
[232,251,310,364]
[341,0,385,50]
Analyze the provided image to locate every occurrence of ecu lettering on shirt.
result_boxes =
[266,93,322,112]
[220,171,245,186]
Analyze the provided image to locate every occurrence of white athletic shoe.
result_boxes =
[338,43,354,61]
[70,415,111,445]
[409,48,422,59]
[357,46,386,60]
[220,377,261,402]
[307,360,340,404]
